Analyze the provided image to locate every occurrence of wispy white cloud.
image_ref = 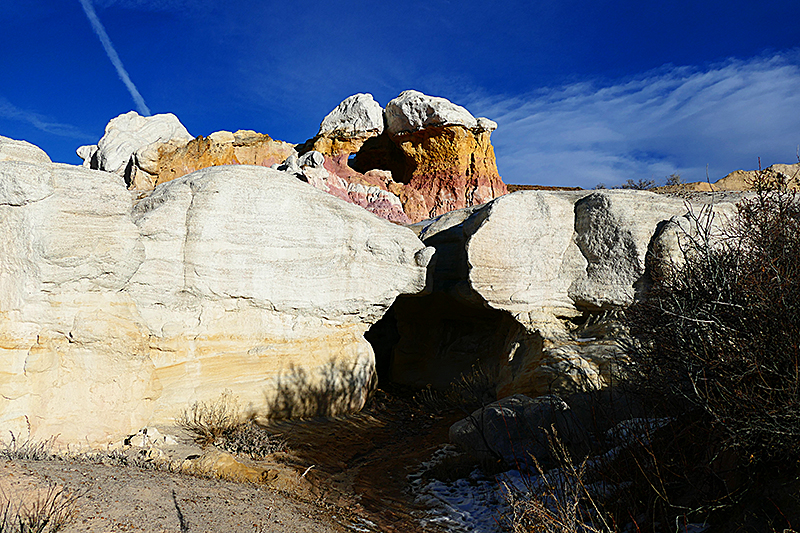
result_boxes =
[92,0,211,11]
[78,0,151,116]
[465,53,800,188]
[0,97,94,141]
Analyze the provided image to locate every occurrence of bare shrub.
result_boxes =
[616,164,800,528]
[626,168,800,460]
[221,423,284,460]
[177,391,283,458]
[0,484,81,533]
[617,178,656,190]
[665,172,683,186]
[177,391,245,447]
[414,364,497,414]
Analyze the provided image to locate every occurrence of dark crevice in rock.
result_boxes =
[365,307,400,387]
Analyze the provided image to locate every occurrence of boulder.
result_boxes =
[0,157,433,445]
[449,394,588,469]
[0,135,51,165]
[384,90,483,134]
[319,93,385,137]
[387,190,739,399]
[84,111,193,183]
[449,389,646,469]
[76,144,98,168]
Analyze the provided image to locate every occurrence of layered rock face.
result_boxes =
[0,151,432,445]
[666,162,800,192]
[150,130,296,188]
[0,161,153,444]
[387,190,737,399]
[301,90,508,222]
[383,91,505,220]
[128,166,432,425]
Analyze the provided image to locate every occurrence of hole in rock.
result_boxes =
[348,132,408,181]
[368,293,520,393]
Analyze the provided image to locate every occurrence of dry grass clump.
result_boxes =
[0,484,81,533]
[0,435,56,462]
[414,364,497,414]
[177,391,283,459]
[498,429,614,533]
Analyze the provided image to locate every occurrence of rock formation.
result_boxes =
[77,111,194,189]
[385,189,737,399]
[77,91,507,225]
[0,145,432,445]
[275,151,412,224]
[149,130,296,189]
[0,135,52,165]
[77,112,297,192]
[300,90,508,222]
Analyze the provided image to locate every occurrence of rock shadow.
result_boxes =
[266,359,376,419]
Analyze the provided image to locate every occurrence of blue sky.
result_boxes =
[1,0,799,188]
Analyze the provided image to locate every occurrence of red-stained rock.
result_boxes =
[302,91,508,222]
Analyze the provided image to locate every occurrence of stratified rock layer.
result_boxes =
[303,90,507,222]
[0,161,152,444]
[151,131,296,188]
[663,162,800,192]
[0,154,432,445]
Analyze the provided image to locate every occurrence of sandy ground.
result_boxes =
[1,458,355,533]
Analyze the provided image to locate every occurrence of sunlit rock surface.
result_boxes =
[301,90,508,222]
[0,153,432,445]
[0,135,52,165]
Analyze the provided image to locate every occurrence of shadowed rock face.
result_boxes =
[0,152,433,446]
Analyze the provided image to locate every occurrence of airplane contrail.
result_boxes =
[78,0,151,116]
